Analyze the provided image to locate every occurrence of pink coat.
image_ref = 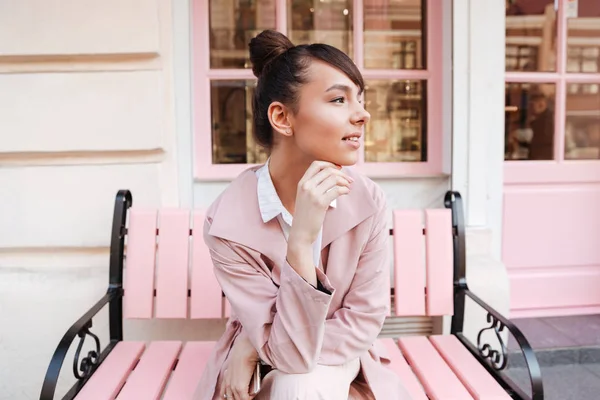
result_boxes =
[193,166,411,400]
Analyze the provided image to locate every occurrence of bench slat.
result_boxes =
[162,341,216,400]
[190,211,223,318]
[380,339,428,400]
[392,210,426,316]
[116,341,182,400]
[430,335,512,400]
[124,209,157,319]
[425,209,454,316]
[74,341,145,400]
[398,336,473,400]
[156,209,190,318]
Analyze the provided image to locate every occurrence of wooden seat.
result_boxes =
[75,341,216,400]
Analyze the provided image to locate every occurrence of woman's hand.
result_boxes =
[286,161,353,285]
[221,332,260,400]
[288,161,353,247]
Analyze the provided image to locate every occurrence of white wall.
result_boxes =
[451,0,510,344]
[0,0,179,398]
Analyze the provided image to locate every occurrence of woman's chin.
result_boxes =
[335,154,359,167]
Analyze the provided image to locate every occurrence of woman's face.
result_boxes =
[287,60,370,166]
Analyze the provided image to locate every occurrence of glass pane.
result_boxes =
[210,0,276,69]
[288,0,353,57]
[363,0,424,70]
[566,0,600,73]
[210,80,269,164]
[505,83,556,160]
[364,80,426,162]
[505,0,556,72]
[565,83,600,160]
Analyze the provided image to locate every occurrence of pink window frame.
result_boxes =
[504,0,600,185]
[192,0,444,181]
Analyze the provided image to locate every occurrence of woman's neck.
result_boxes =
[268,149,313,216]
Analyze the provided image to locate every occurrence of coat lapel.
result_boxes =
[207,167,288,268]
[321,167,378,249]
[207,166,378,265]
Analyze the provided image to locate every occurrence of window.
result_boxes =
[505,0,600,162]
[193,0,444,179]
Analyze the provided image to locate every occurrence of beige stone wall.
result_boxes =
[0,0,180,398]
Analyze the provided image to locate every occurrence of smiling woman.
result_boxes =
[192,30,412,400]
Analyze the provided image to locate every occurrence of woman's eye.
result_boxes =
[331,97,345,104]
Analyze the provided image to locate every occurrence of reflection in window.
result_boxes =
[505,0,556,72]
[363,0,424,69]
[565,83,600,160]
[505,83,556,160]
[364,80,426,162]
[506,45,539,71]
[210,81,268,164]
[288,0,353,56]
[566,0,600,74]
[209,0,276,68]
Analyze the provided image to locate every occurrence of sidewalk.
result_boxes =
[505,315,600,399]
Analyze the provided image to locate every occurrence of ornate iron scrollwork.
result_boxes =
[73,320,101,380]
[477,313,508,371]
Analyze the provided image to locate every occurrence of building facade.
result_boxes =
[0,0,598,398]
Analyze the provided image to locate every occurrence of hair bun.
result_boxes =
[249,30,294,78]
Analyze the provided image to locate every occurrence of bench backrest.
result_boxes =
[123,209,220,319]
[120,207,455,321]
[392,209,454,317]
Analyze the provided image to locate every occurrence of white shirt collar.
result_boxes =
[256,159,336,225]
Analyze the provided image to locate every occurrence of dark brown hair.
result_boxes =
[248,30,364,149]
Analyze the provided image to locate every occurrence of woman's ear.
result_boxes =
[267,102,293,138]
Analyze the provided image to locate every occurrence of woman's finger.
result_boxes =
[309,167,353,189]
[221,371,231,399]
[298,161,339,185]
[233,386,249,400]
[323,184,350,205]
[315,174,351,195]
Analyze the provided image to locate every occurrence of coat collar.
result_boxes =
[256,158,336,226]
[207,166,378,265]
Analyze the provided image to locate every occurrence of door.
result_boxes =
[503,0,600,318]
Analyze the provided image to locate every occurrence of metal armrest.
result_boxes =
[455,287,543,400]
[40,287,122,400]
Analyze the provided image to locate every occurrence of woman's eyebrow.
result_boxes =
[325,84,352,94]
[325,83,364,97]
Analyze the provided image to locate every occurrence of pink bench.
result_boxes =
[41,190,543,400]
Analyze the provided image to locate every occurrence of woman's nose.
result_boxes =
[352,105,371,126]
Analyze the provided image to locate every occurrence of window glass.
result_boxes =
[210,0,276,68]
[364,0,424,69]
[566,0,600,73]
[288,0,353,57]
[565,83,600,160]
[210,80,269,164]
[364,80,426,162]
[505,0,556,72]
[505,83,556,160]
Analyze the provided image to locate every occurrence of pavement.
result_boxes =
[504,315,600,399]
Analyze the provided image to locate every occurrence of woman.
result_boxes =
[194,30,411,400]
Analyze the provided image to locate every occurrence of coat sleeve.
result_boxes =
[318,192,391,365]
[204,218,334,374]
